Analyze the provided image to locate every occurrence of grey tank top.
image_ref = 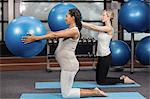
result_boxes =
[55,27,80,71]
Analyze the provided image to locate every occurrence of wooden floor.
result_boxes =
[0,56,147,71]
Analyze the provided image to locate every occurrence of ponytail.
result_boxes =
[69,8,82,32]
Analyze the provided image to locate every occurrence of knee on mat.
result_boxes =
[96,80,106,85]
[62,91,71,98]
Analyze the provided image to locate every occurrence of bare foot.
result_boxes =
[94,87,107,97]
[120,75,126,80]
[124,76,135,84]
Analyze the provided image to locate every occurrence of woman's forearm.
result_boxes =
[82,22,100,32]
[40,31,62,40]
[35,28,78,41]
[22,31,58,43]
[34,32,53,41]
[40,32,54,40]
[82,22,93,29]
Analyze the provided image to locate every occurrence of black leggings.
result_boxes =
[96,54,124,85]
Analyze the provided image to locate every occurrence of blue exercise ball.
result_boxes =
[48,3,77,31]
[110,40,131,66]
[135,36,150,65]
[119,0,149,32]
[5,16,47,58]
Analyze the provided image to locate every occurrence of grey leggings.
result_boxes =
[60,70,80,98]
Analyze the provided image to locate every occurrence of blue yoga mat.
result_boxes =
[20,92,146,99]
[35,81,140,89]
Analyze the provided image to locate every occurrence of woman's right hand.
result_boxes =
[21,32,42,44]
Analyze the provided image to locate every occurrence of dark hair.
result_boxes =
[69,8,82,32]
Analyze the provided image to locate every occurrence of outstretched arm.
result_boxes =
[82,22,111,33]
[22,28,78,44]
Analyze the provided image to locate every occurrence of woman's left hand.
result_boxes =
[22,34,38,44]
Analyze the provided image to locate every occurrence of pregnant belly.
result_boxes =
[55,50,79,71]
